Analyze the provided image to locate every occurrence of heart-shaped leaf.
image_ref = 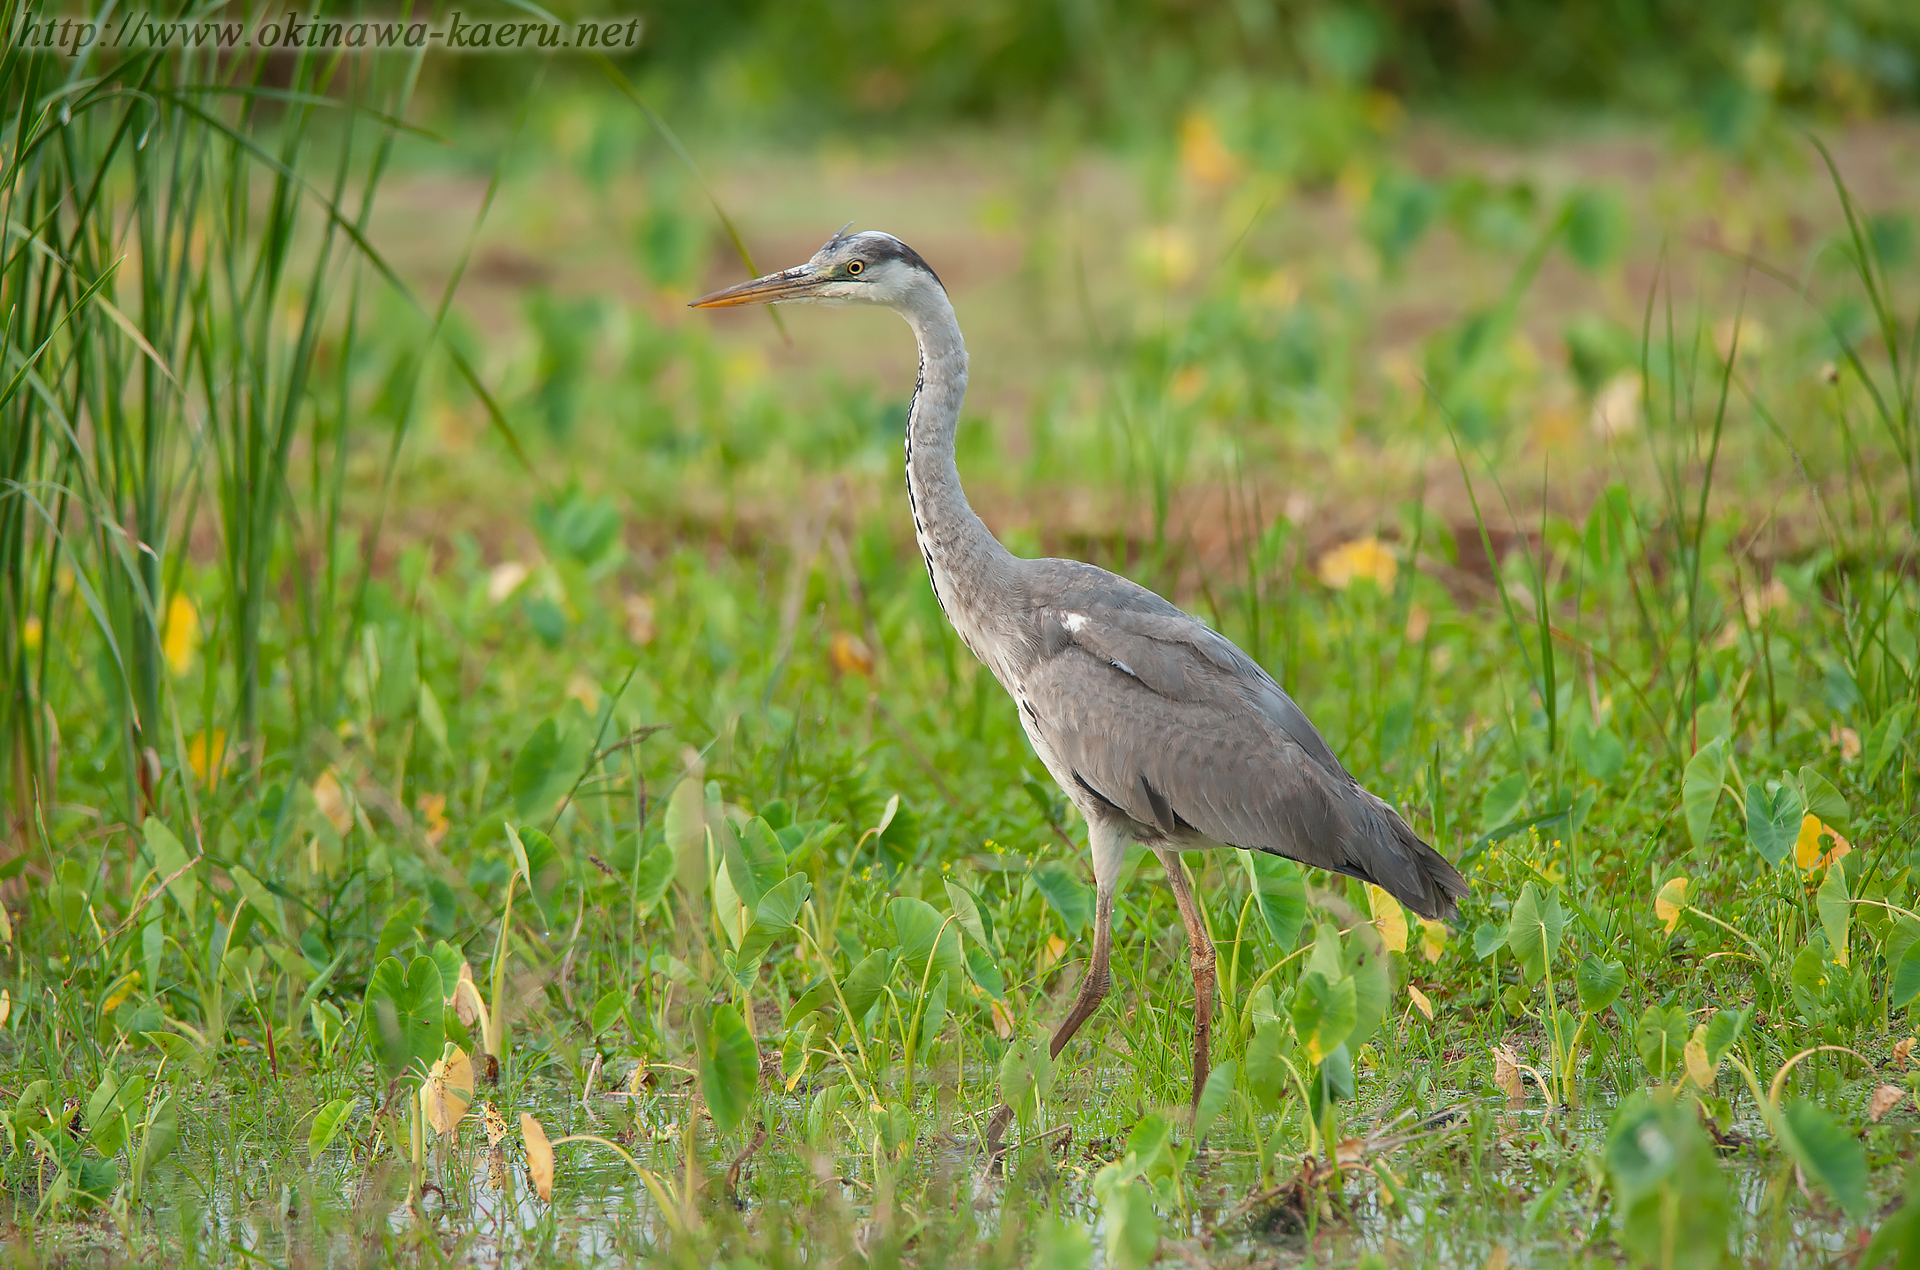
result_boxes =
[1505,882,1564,984]
[1744,780,1803,867]
[364,954,446,1081]
[696,1003,759,1134]
[1290,971,1357,1067]
[1243,852,1306,950]
[1576,955,1626,1015]
[1681,738,1726,849]
[1634,1004,1688,1080]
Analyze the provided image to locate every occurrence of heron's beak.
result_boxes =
[689,264,826,308]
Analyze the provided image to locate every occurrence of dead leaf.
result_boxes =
[1491,1045,1525,1105]
[521,1112,554,1201]
[451,964,485,1028]
[1894,1037,1916,1069]
[487,561,529,604]
[424,1046,475,1136]
[481,1101,509,1147]
[624,594,656,645]
[1483,1246,1510,1270]
[1830,725,1861,762]
[0,989,11,1029]
[1868,1084,1907,1123]
[989,999,1015,1041]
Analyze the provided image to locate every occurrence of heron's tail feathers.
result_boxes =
[1357,791,1468,921]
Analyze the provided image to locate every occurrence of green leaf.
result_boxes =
[1289,971,1356,1067]
[1505,882,1565,984]
[1243,852,1306,950]
[309,1097,353,1157]
[130,1094,178,1199]
[1861,1163,1920,1270]
[1745,780,1804,867]
[142,1031,207,1077]
[696,1003,759,1135]
[664,775,708,897]
[943,879,991,947]
[1798,766,1850,829]
[1193,1059,1237,1143]
[1243,1019,1293,1111]
[1032,862,1092,936]
[590,989,627,1036]
[364,954,446,1081]
[1703,1007,1747,1066]
[1342,925,1390,1051]
[1892,938,1920,1010]
[229,865,286,941]
[1863,702,1913,784]
[1604,1090,1730,1270]
[965,945,1005,1000]
[888,896,963,985]
[916,972,949,1063]
[1682,738,1726,849]
[1480,772,1527,834]
[427,940,462,993]
[784,977,837,1026]
[1778,1098,1868,1219]
[724,818,786,912]
[1576,955,1626,1015]
[734,875,813,983]
[510,717,588,821]
[1816,859,1852,967]
[1563,187,1627,271]
[417,682,450,754]
[142,817,198,927]
[841,949,892,1024]
[1571,720,1625,782]
[630,840,675,915]
[1633,1004,1688,1080]
[503,821,532,882]
[1473,922,1507,960]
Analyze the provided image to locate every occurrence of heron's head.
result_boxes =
[690,226,942,311]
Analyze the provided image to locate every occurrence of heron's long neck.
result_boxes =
[899,286,1013,653]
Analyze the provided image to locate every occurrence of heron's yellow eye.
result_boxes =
[846,260,863,275]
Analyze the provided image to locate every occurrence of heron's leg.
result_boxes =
[1047,883,1115,1060]
[985,822,1124,1161]
[1155,845,1215,1114]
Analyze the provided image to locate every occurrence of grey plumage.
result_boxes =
[695,227,1468,1116]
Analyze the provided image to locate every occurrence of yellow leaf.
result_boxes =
[21,616,40,652]
[424,1045,474,1136]
[186,730,229,789]
[565,672,602,711]
[1684,1025,1714,1089]
[1484,1247,1510,1270]
[1794,814,1851,871]
[521,1112,554,1201]
[1366,884,1408,953]
[0,989,11,1029]
[452,965,486,1029]
[1895,1037,1916,1069]
[101,970,141,1014]
[312,770,353,835]
[1418,918,1448,963]
[1655,876,1689,933]
[161,594,199,675]
[417,793,449,847]
[1036,935,1067,974]
[828,631,873,676]
[1316,537,1398,591]
[1178,111,1240,188]
[1408,984,1433,1020]
[486,561,529,604]
[990,999,1015,1041]
[0,904,12,946]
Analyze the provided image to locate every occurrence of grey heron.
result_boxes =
[693,227,1468,1120]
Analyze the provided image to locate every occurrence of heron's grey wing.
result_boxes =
[1019,592,1467,919]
